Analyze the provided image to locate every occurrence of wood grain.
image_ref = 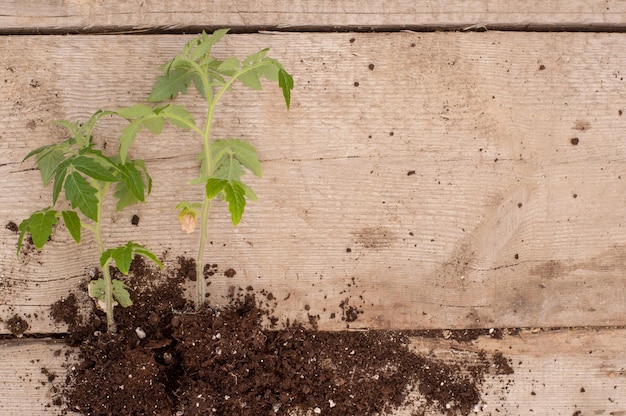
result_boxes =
[1,329,625,415]
[1,0,626,33]
[1,32,626,333]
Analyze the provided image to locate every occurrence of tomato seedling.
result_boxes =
[18,111,163,333]
[115,29,293,307]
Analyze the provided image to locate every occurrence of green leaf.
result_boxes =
[192,29,230,60]
[64,172,99,222]
[148,67,192,102]
[142,116,165,135]
[161,104,196,130]
[205,178,227,200]
[23,142,56,164]
[256,61,280,82]
[87,278,105,300]
[278,68,294,109]
[28,145,66,185]
[112,279,133,307]
[118,120,143,164]
[243,49,269,66]
[51,160,69,205]
[131,244,164,269]
[134,159,152,196]
[113,160,150,211]
[62,210,81,244]
[118,162,146,202]
[214,155,245,181]
[72,156,120,182]
[17,208,58,251]
[239,182,258,202]
[218,56,240,73]
[101,243,133,274]
[238,70,263,90]
[113,178,140,211]
[50,120,81,141]
[224,181,247,225]
[213,139,262,177]
[87,278,133,308]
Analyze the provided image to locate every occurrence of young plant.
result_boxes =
[17,111,163,333]
[115,29,293,308]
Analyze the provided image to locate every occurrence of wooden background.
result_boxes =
[1,1,625,415]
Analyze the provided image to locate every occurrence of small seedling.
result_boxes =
[116,29,293,307]
[17,111,163,333]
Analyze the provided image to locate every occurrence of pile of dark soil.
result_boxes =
[48,256,513,416]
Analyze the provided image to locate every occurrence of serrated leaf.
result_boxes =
[213,139,262,177]
[50,120,80,141]
[215,157,245,181]
[238,70,263,90]
[134,159,152,195]
[256,61,280,81]
[148,67,192,102]
[113,178,140,211]
[51,159,69,205]
[244,49,269,65]
[224,181,247,225]
[18,208,58,250]
[64,172,98,222]
[119,120,143,164]
[118,163,145,203]
[278,68,294,109]
[116,104,154,119]
[192,29,230,60]
[88,278,105,300]
[72,156,119,182]
[16,219,29,256]
[23,143,56,164]
[112,243,134,274]
[240,182,258,202]
[31,145,66,185]
[218,56,240,73]
[162,104,196,130]
[62,210,81,244]
[132,245,164,269]
[142,116,165,135]
[206,178,227,200]
[112,279,133,307]
[192,73,209,99]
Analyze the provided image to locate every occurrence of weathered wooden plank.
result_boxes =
[1,32,626,334]
[1,0,626,34]
[1,329,625,415]
[0,339,72,415]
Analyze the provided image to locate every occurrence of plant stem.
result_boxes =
[195,197,210,308]
[195,82,216,308]
[94,183,116,333]
[101,260,116,333]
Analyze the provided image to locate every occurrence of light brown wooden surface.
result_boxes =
[1,329,625,415]
[1,32,626,334]
[1,0,626,33]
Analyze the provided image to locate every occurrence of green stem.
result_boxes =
[93,183,116,333]
[195,73,216,309]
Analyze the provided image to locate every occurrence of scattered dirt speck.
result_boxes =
[5,314,29,337]
[5,221,18,233]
